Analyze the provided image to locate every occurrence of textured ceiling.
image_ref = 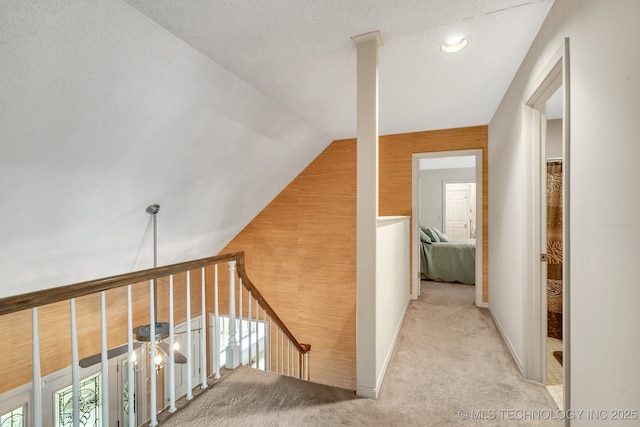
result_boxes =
[124,0,554,139]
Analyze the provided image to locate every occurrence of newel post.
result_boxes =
[226,260,240,368]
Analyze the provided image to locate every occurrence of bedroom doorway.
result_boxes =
[411,150,483,307]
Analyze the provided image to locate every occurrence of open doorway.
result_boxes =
[411,150,483,307]
[544,86,564,408]
[522,39,570,411]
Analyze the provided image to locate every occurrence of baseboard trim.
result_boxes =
[488,305,524,374]
[356,385,378,399]
[374,295,410,395]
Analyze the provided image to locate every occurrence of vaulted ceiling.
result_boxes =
[0,1,555,297]
[124,0,555,138]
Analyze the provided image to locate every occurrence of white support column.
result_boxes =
[127,286,135,427]
[32,308,42,427]
[200,267,208,389]
[100,291,109,425]
[226,261,240,368]
[168,275,176,413]
[149,280,158,427]
[352,30,383,399]
[186,271,193,400]
[214,265,220,379]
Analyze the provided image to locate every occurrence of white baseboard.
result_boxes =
[374,295,411,397]
[356,385,378,399]
[488,305,524,374]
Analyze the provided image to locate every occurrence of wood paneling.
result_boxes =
[218,126,488,390]
[219,139,357,390]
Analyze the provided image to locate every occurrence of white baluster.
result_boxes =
[186,271,193,400]
[214,264,220,379]
[275,326,279,374]
[255,299,259,370]
[127,286,135,427]
[305,352,310,380]
[263,308,268,371]
[200,267,208,389]
[248,291,252,367]
[287,340,291,377]
[168,275,176,413]
[32,308,42,427]
[238,278,243,365]
[280,329,284,375]
[226,261,240,368]
[70,299,79,427]
[149,280,158,427]
[100,291,109,424]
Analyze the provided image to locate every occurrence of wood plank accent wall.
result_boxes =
[218,125,488,391]
[219,139,357,390]
[378,126,489,301]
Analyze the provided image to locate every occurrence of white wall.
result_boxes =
[419,167,475,231]
[0,0,330,298]
[375,217,410,397]
[489,0,640,418]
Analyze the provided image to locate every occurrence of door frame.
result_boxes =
[522,38,570,411]
[411,149,483,307]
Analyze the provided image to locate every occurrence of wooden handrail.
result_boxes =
[236,253,310,355]
[0,251,310,356]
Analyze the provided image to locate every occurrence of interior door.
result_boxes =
[445,183,472,240]
[109,351,145,427]
[165,317,201,405]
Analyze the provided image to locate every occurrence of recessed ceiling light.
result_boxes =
[440,36,469,53]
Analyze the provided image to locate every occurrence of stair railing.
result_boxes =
[0,251,310,426]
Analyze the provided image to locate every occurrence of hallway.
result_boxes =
[161,281,561,426]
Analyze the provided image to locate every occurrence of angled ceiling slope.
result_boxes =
[124,0,555,138]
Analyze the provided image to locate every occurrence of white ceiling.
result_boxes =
[123,0,555,139]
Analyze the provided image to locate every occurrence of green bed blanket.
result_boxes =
[420,239,476,285]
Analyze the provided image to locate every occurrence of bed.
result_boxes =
[419,227,476,285]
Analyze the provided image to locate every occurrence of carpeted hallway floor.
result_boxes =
[161,281,561,426]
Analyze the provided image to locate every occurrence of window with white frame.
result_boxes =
[54,372,102,427]
[0,406,24,427]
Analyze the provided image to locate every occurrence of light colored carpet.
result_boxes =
[161,281,561,426]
